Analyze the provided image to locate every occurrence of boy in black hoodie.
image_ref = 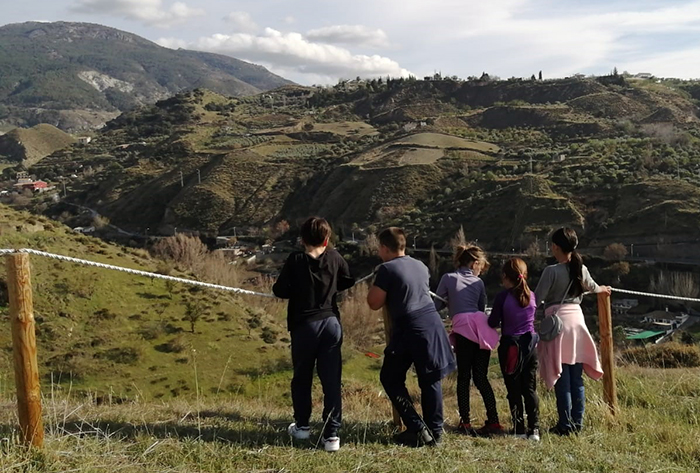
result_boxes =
[272,217,355,452]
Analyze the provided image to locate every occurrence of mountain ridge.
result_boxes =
[0,21,293,131]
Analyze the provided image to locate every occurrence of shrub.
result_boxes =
[138,320,168,340]
[155,336,187,353]
[261,326,278,344]
[621,342,700,368]
[94,308,117,320]
[97,346,142,365]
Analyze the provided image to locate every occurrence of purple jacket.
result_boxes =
[488,289,536,337]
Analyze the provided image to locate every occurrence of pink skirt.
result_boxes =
[537,304,604,389]
[449,311,499,351]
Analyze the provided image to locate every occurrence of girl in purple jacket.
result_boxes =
[488,258,540,441]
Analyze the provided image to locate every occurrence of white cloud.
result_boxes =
[306,24,390,48]
[283,16,296,25]
[156,37,189,49]
[71,0,205,27]
[188,28,411,80]
[618,46,700,78]
[223,11,258,33]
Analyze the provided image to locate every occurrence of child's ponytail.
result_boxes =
[552,228,584,297]
[502,258,531,307]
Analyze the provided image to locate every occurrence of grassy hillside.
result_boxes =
[0,124,76,165]
[0,204,305,399]
[0,22,292,131]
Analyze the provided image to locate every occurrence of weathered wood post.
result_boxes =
[597,292,618,416]
[6,252,44,447]
[382,307,403,428]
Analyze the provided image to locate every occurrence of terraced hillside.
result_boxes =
[26,74,700,252]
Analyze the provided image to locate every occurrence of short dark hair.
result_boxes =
[300,217,331,247]
[378,227,406,253]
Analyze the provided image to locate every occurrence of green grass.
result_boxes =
[0,366,697,472]
[0,204,291,399]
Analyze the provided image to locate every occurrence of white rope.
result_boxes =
[0,248,275,298]
[352,270,447,303]
[611,287,700,303]
[355,272,376,285]
[8,248,693,304]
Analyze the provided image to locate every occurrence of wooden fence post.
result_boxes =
[382,307,403,428]
[6,253,44,447]
[597,292,618,416]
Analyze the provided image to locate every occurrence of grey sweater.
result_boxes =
[534,263,600,309]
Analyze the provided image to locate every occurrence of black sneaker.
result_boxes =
[548,425,572,436]
[394,427,436,447]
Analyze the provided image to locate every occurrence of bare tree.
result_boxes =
[650,271,699,309]
[429,246,440,281]
[360,233,379,257]
[153,234,208,272]
[604,243,628,261]
[92,215,110,230]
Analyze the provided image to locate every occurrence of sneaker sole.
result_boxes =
[287,424,310,440]
[324,442,340,452]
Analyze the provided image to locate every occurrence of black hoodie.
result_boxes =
[272,249,355,331]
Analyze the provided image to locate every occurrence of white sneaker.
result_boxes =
[288,423,310,440]
[323,436,340,452]
[515,433,528,440]
[528,429,540,442]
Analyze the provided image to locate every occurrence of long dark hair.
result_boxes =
[502,258,531,307]
[551,227,583,297]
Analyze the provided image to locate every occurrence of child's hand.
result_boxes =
[598,285,612,296]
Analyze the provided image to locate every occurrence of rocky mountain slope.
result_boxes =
[0,22,292,131]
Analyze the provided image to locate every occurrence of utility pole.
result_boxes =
[180,170,184,188]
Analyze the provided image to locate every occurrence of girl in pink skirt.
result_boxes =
[435,245,502,436]
[534,228,611,435]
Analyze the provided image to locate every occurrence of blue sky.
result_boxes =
[3,0,700,84]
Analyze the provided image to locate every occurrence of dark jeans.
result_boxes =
[380,350,444,439]
[290,317,342,438]
[500,349,539,433]
[554,363,585,431]
[455,335,499,424]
